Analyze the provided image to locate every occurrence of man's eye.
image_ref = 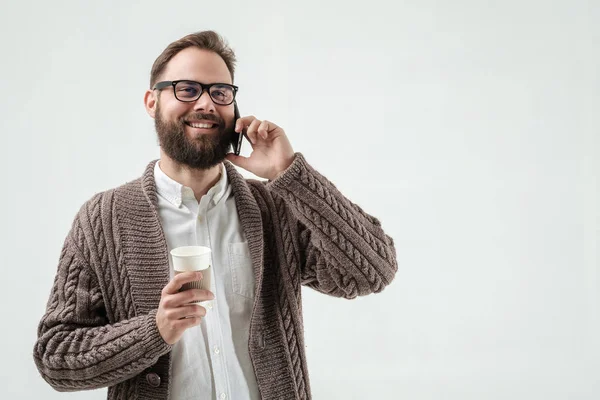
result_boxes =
[178,86,199,94]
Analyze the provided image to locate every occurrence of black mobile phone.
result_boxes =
[232,102,246,156]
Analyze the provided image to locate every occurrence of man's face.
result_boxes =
[151,47,236,170]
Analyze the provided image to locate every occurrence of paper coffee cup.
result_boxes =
[170,246,212,303]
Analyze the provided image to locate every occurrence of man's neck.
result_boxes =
[158,151,222,203]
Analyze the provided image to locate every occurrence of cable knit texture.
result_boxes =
[34,153,398,399]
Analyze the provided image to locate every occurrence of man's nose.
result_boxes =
[193,90,216,113]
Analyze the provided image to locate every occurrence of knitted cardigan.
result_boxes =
[34,153,398,399]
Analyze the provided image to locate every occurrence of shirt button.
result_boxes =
[214,347,220,355]
[220,393,227,399]
[206,302,213,310]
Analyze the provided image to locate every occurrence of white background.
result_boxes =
[0,0,598,399]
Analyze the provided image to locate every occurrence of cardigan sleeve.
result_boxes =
[266,153,397,298]
[33,211,171,391]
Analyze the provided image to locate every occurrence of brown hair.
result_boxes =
[149,30,237,88]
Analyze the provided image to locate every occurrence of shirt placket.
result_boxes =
[196,195,232,400]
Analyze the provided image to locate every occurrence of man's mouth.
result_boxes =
[184,121,219,129]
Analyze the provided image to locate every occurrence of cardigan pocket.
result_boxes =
[228,241,255,299]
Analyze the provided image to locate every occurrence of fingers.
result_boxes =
[235,115,278,145]
[162,271,203,295]
[173,316,203,330]
[257,120,270,140]
[156,282,213,344]
[167,304,206,320]
[235,115,255,133]
[162,288,215,308]
[246,119,262,145]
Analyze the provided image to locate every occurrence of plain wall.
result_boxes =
[0,0,598,398]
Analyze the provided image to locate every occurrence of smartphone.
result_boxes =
[232,102,247,156]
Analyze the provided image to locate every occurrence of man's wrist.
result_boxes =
[269,156,296,181]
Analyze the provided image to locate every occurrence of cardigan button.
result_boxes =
[146,372,161,388]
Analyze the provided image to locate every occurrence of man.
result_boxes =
[34,30,398,400]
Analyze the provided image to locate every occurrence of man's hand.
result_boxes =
[156,271,215,345]
[225,115,295,180]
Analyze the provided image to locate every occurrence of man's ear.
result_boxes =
[144,89,157,118]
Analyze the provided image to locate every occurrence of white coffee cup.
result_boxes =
[170,246,212,304]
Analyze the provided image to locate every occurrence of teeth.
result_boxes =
[188,122,215,129]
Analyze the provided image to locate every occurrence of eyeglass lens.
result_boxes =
[175,81,235,105]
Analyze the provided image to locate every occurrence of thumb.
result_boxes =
[225,153,251,170]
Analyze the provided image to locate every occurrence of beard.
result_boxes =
[155,102,236,170]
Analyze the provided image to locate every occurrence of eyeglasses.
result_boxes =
[153,80,238,105]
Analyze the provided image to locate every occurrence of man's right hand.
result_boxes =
[156,271,215,345]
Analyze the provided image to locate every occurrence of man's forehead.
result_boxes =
[162,47,232,84]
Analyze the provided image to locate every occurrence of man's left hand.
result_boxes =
[225,115,295,181]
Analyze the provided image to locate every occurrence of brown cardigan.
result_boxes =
[33,153,398,399]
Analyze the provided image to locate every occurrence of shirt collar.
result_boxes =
[154,161,228,208]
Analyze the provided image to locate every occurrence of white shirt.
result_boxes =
[154,161,260,400]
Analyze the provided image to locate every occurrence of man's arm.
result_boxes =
[33,214,171,392]
[267,153,398,298]
[224,116,397,298]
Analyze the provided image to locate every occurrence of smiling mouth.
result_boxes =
[185,121,218,129]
